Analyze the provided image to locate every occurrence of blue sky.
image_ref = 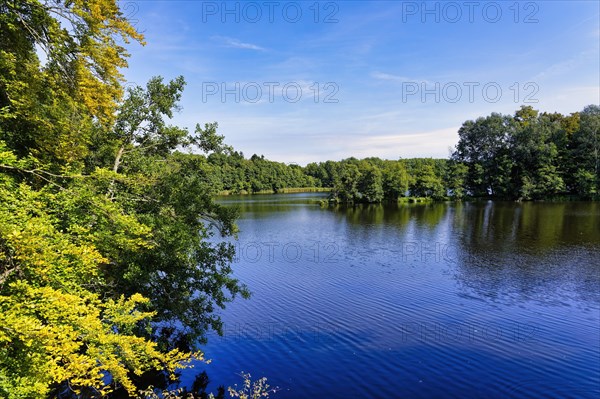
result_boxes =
[121,1,600,164]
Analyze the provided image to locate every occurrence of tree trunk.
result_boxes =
[113,146,125,173]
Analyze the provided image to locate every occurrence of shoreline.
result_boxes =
[217,187,332,196]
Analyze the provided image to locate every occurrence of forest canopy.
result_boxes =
[199,104,599,203]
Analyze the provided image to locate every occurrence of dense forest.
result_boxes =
[0,1,598,399]
[203,104,599,202]
[317,103,599,203]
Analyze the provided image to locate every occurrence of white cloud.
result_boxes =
[371,71,411,82]
[371,71,432,85]
[329,128,459,159]
[212,36,266,51]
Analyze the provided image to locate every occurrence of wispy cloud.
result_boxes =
[371,71,432,85]
[212,36,266,51]
[532,51,598,81]
[536,85,600,113]
[371,71,410,82]
[126,2,598,163]
[337,128,459,159]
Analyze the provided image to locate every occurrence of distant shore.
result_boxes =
[217,187,332,196]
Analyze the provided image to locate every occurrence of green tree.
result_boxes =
[571,105,600,197]
[445,161,468,199]
[453,113,514,197]
[332,162,361,202]
[511,109,565,199]
[382,161,409,200]
[0,0,144,165]
[0,145,198,398]
[358,162,384,203]
[540,111,580,192]
[0,1,249,396]
[83,77,248,347]
[411,161,445,199]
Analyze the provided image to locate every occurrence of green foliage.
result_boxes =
[414,166,445,199]
[574,169,598,198]
[0,172,198,398]
[358,162,384,203]
[0,0,144,166]
[332,161,362,202]
[324,158,449,203]
[0,1,252,397]
[78,76,249,348]
[453,112,514,197]
[445,161,468,199]
[453,105,599,200]
[108,76,189,172]
[572,105,600,187]
[205,152,315,195]
[303,105,597,203]
[382,161,409,200]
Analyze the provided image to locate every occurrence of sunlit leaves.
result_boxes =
[0,282,199,398]
[1,0,144,166]
[0,148,199,398]
[452,105,599,199]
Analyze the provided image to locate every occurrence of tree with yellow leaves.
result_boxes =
[0,1,250,398]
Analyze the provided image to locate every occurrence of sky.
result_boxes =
[120,0,600,165]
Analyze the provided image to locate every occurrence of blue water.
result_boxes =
[186,194,600,398]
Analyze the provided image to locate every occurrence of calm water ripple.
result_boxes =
[185,194,599,398]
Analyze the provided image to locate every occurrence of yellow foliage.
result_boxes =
[0,153,200,398]
[0,282,201,398]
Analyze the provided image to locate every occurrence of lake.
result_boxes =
[189,193,600,398]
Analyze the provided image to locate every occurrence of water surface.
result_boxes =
[190,194,600,398]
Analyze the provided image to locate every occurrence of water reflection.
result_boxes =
[454,201,600,250]
[450,201,600,306]
[327,202,449,229]
[198,195,599,399]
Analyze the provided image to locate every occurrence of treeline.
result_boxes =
[453,105,599,200]
[201,152,450,200]
[304,157,453,202]
[211,105,598,202]
[206,152,317,193]
[310,105,599,202]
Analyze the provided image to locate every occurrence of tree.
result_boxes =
[382,161,409,200]
[0,0,144,165]
[511,109,565,199]
[82,77,249,348]
[445,161,468,199]
[453,113,514,197]
[571,105,600,197]
[0,147,197,398]
[304,162,326,187]
[1,0,144,122]
[0,1,248,395]
[540,111,580,192]
[332,162,361,202]
[108,76,189,173]
[410,161,445,199]
[358,162,384,203]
